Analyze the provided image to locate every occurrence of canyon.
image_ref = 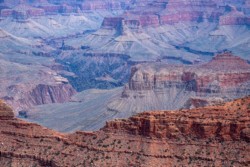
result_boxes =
[0,1,249,166]
[0,0,249,130]
[27,52,250,132]
[0,95,249,166]
[0,0,249,132]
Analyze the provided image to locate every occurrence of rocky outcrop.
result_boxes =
[160,11,204,24]
[27,84,76,105]
[125,14,160,27]
[105,52,250,114]
[1,0,249,27]
[219,7,250,25]
[0,100,14,119]
[2,83,76,113]
[129,52,250,94]
[96,0,250,30]
[104,96,250,141]
[154,0,219,24]
[0,96,249,166]
[182,97,224,109]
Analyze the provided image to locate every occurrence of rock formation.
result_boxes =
[1,0,249,25]
[2,83,76,112]
[0,96,249,166]
[104,52,250,114]
[0,100,14,119]
[0,55,77,113]
[128,52,250,94]
[94,0,250,29]
[104,96,250,141]
[27,52,250,132]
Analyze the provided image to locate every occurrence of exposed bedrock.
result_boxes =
[0,96,249,166]
[97,0,250,30]
[2,83,76,113]
[104,97,250,142]
[108,52,250,113]
[128,52,250,94]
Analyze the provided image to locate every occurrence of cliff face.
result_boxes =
[96,0,250,30]
[0,97,249,166]
[2,0,249,26]
[0,0,131,18]
[0,100,14,119]
[129,52,250,93]
[219,6,250,25]
[100,52,250,115]
[2,83,76,113]
[104,97,250,142]
[28,84,76,105]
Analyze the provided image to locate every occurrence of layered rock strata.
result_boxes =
[0,96,249,166]
[1,0,249,26]
[128,52,250,96]
[107,52,250,113]
[2,83,76,113]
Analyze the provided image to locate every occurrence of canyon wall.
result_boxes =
[98,0,250,29]
[2,83,76,113]
[1,0,250,26]
[25,53,250,133]
[128,52,250,95]
[104,52,250,115]
[104,98,250,141]
[0,96,249,166]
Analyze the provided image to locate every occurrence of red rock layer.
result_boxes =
[128,52,250,93]
[97,0,250,28]
[104,97,250,142]
[1,0,249,26]
[0,97,249,166]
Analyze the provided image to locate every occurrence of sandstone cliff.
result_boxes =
[0,96,249,166]
[109,52,250,113]
[128,52,250,93]
[104,97,250,142]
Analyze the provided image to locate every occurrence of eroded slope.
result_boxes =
[0,97,249,166]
